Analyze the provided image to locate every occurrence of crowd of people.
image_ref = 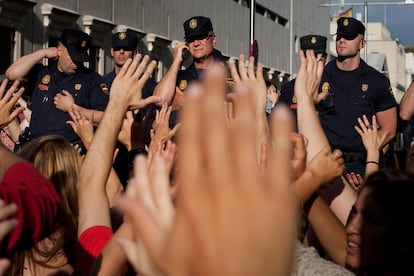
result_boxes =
[0,14,413,276]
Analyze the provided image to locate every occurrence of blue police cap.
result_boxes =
[61,28,91,63]
[300,35,327,55]
[112,31,138,49]
[336,17,365,40]
[183,16,213,41]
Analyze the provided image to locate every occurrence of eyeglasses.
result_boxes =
[113,46,135,52]
[185,34,214,44]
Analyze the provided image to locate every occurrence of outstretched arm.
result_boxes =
[78,54,159,236]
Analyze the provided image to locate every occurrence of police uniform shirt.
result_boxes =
[26,62,109,142]
[318,59,397,152]
[176,48,229,92]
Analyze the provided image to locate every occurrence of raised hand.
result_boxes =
[67,105,94,149]
[354,114,386,155]
[345,172,364,192]
[120,62,298,275]
[109,54,161,110]
[0,79,25,128]
[148,103,181,153]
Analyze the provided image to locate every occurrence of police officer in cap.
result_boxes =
[6,28,109,144]
[103,30,156,97]
[103,30,157,186]
[319,17,397,176]
[279,34,328,128]
[153,15,229,111]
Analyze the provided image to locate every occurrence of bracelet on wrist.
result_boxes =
[366,160,380,166]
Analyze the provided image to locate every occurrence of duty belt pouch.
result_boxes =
[343,152,365,163]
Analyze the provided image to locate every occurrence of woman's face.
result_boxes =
[345,187,390,270]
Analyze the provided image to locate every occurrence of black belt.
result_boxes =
[342,151,366,163]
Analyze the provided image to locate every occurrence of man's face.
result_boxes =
[57,44,78,75]
[111,47,135,67]
[336,34,365,59]
[186,33,216,60]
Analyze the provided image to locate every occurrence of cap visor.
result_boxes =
[67,47,90,63]
[185,32,210,41]
[336,33,358,40]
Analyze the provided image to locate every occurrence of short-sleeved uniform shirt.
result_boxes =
[318,59,397,153]
[25,62,109,142]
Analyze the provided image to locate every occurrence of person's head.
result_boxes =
[183,16,216,61]
[300,34,327,62]
[265,80,278,94]
[111,31,138,68]
[345,170,414,274]
[18,135,81,228]
[57,28,92,75]
[8,135,82,274]
[335,17,366,59]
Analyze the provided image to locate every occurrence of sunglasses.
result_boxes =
[185,33,214,44]
[113,46,136,52]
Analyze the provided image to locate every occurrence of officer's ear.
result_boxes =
[56,42,64,57]
[359,36,366,50]
[212,35,217,47]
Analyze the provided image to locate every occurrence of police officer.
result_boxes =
[103,30,156,99]
[6,28,109,144]
[103,30,157,186]
[153,16,229,110]
[319,17,397,176]
[279,34,328,128]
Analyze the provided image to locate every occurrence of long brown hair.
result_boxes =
[8,135,81,275]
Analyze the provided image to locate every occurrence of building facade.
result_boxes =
[0,0,330,85]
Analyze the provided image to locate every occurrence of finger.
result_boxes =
[256,62,264,83]
[118,192,164,266]
[134,96,162,110]
[128,54,143,78]
[200,64,233,193]
[247,56,255,79]
[0,218,18,240]
[142,60,158,82]
[0,79,8,99]
[0,202,17,220]
[228,59,241,83]
[132,54,148,79]
[9,107,26,121]
[177,82,204,196]
[167,123,181,140]
[268,104,294,192]
[62,90,71,96]
[118,58,133,78]
[149,156,174,228]
[116,237,140,272]
[237,54,248,80]
[66,121,77,132]
[133,156,157,214]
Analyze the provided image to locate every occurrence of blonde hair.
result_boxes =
[8,135,81,275]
